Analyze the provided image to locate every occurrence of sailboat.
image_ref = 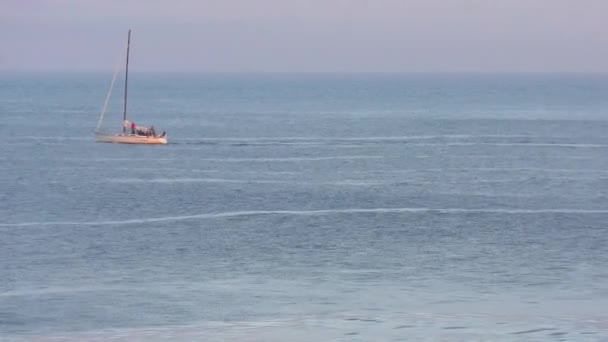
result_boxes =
[96,30,168,145]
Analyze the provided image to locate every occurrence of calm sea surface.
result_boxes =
[1,73,607,341]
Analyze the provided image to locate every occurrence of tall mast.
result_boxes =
[123,29,131,132]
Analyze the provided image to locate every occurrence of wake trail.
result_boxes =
[2,207,608,227]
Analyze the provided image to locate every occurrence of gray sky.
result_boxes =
[2,0,607,72]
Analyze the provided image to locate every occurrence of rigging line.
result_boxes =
[96,51,124,132]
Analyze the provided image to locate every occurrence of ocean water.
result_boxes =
[1,72,607,341]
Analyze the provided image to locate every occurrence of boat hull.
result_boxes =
[96,133,167,145]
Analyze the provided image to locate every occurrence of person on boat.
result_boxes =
[131,122,136,134]
[150,126,156,137]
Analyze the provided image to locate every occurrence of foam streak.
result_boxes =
[2,208,608,227]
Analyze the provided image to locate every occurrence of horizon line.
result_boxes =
[2,69,608,75]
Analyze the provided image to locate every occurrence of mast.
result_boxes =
[123,29,131,132]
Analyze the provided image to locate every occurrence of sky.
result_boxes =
[1,0,607,72]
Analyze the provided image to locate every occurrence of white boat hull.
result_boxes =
[96,133,167,145]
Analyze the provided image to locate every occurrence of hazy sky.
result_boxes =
[2,0,607,72]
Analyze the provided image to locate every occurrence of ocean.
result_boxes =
[1,72,607,341]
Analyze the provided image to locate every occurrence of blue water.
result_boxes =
[1,73,608,341]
